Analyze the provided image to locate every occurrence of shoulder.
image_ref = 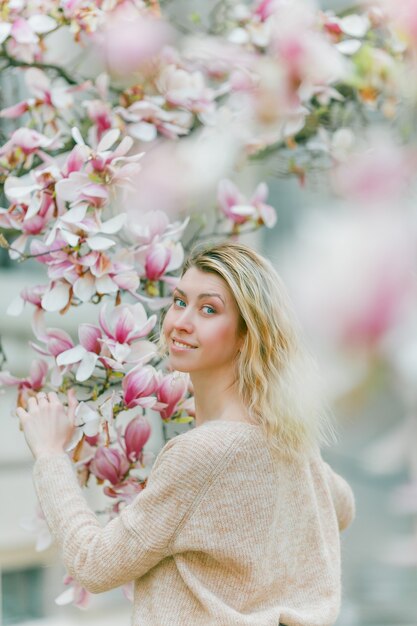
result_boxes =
[151,421,254,481]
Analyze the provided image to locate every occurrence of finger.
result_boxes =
[67,388,78,423]
[27,396,39,412]
[16,406,29,431]
[47,391,60,404]
[36,391,49,406]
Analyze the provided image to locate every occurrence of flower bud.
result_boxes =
[145,242,171,281]
[124,416,151,462]
[157,373,187,420]
[90,447,129,485]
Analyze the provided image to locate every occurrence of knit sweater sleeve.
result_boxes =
[33,427,240,594]
[323,461,356,532]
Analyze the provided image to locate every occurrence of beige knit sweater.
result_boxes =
[33,419,355,626]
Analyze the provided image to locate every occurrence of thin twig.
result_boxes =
[0,48,78,85]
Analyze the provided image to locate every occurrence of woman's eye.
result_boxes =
[173,297,186,308]
[202,305,216,314]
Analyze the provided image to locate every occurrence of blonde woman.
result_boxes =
[18,241,355,626]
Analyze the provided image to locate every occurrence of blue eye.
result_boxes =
[173,297,186,308]
[202,305,216,314]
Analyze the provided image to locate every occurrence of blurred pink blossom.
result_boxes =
[100,10,172,76]
[55,575,91,609]
[284,209,416,349]
[332,133,417,206]
[217,179,277,227]
[156,64,216,119]
[0,127,60,173]
[20,505,52,552]
[2,15,57,63]
[116,97,193,142]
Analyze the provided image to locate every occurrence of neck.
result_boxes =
[190,366,250,427]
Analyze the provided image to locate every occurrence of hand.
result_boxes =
[16,390,78,459]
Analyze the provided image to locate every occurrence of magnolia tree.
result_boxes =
[0,0,417,608]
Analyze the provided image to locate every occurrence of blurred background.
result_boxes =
[1,0,417,624]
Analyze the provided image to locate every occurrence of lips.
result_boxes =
[171,337,197,349]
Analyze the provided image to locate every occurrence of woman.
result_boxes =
[18,241,355,626]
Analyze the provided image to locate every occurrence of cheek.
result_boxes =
[211,320,240,349]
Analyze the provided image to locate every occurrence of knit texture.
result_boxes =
[33,419,355,626]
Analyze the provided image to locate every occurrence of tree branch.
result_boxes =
[0,48,78,85]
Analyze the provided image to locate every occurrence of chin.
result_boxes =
[168,357,192,373]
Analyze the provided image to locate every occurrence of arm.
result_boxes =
[33,433,220,594]
[323,462,356,532]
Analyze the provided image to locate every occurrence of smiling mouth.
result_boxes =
[172,339,197,349]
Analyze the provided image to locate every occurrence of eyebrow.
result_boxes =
[174,287,225,306]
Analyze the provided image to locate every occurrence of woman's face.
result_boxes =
[163,267,244,375]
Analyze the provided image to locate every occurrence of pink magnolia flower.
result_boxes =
[0,100,30,118]
[0,127,60,172]
[45,203,126,252]
[99,302,157,363]
[156,64,216,118]
[90,446,130,484]
[122,365,159,409]
[217,179,277,227]
[31,325,74,359]
[55,574,91,609]
[0,167,60,259]
[145,242,172,280]
[100,8,172,76]
[156,372,188,420]
[332,133,417,206]
[284,208,416,349]
[3,15,57,63]
[0,359,48,392]
[135,239,184,282]
[116,97,193,142]
[56,324,102,382]
[124,415,151,462]
[20,505,52,552]
[84,99,114,144]
[377,0,417,49]
[0,67,83,131]
[103,476,147,502]
[125,210,171,245]
[7,284,47,317]
[55,128,143,212]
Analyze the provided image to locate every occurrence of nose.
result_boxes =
[173,306,194,334]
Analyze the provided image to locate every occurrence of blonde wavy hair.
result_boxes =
[162,241,337,458]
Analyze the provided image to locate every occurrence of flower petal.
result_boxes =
[97,128,120,152]
[95,275,118,294]
[73,273,96,302]
[76,352,98,382]
[60,204,88,224]
[100,213,127,234]
[79,324,101,351]
[86,236,115,251]
[57,345,86,366]
[41,282,71,312]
